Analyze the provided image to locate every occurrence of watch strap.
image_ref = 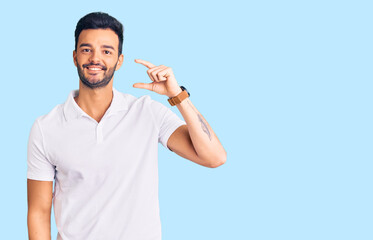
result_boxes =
[168,89,189,106]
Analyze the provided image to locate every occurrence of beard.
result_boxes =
[76,60,118,89]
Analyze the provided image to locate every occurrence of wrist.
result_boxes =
[168,88,183,98]
[168,86,190,106]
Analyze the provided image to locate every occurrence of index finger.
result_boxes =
[134,59,156,69]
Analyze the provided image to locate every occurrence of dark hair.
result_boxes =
[74,12,124,55]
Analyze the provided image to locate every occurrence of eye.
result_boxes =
[82,49,91,53]
[104,50,112,55]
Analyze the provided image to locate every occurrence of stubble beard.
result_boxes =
[76,60,118,89]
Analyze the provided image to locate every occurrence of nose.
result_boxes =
[88,49,102,64]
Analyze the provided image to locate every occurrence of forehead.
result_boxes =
[78,29,119,49]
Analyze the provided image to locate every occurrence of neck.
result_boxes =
[74,81,114,123]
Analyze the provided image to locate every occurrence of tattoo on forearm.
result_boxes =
[186,99,212,141]
[198,114,212,141]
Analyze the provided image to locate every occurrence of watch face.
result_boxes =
[180,86,190,97]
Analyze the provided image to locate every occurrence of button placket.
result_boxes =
[94,109,114,144]
[96,123,103,143]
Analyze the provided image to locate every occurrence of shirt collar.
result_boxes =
[63,87,128,122]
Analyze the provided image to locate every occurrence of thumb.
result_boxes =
[133,82,153,91]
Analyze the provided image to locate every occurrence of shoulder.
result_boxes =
[120,92,167,110]
[31,103,64,135]
[36,104,64,125]
[120,92,149,105]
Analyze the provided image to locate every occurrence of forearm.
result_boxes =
[176,97,226,166]
[27,211,51,240]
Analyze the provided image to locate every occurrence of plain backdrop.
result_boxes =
[0,0,372,239]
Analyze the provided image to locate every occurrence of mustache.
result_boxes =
[82,63,107,70]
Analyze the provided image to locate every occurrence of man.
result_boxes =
[27,12,226,240]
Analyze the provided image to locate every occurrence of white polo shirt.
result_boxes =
[27,87,186,240]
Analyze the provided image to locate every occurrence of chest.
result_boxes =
[47,111,159,187]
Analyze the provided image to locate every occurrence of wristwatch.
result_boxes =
[168,86,190,106]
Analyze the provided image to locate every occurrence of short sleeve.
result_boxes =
[27,118,55,181]
[150,100,186,148]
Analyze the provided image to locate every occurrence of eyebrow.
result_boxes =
[79,43,115,50]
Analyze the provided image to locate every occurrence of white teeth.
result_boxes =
[88,67,102,70]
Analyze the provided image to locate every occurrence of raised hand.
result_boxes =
[133,59,182,98]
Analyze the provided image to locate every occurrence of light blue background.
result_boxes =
[0,0,372,239]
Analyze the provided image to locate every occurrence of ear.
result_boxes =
[73,50,77,67]
[115,54,124,71]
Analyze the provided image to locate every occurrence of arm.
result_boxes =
[133,59,227,168]
[27,179,53,240]
[167,97,226,168]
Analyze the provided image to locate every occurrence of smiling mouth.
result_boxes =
[86,66,106,74]
[83,63,107,71]
[87,67,103,71]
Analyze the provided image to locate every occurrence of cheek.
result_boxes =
[106,61,117,70]
[76,54,89,63]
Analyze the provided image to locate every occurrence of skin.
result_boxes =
[133,59,226,168]
[73,29,124,123]
[27,27,227,240]
[27,180,53,240]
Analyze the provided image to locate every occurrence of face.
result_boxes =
[73,29,124,89]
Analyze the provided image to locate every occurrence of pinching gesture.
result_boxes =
[133,59,182,98]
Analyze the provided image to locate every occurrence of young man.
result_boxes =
[27,12,226,240]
